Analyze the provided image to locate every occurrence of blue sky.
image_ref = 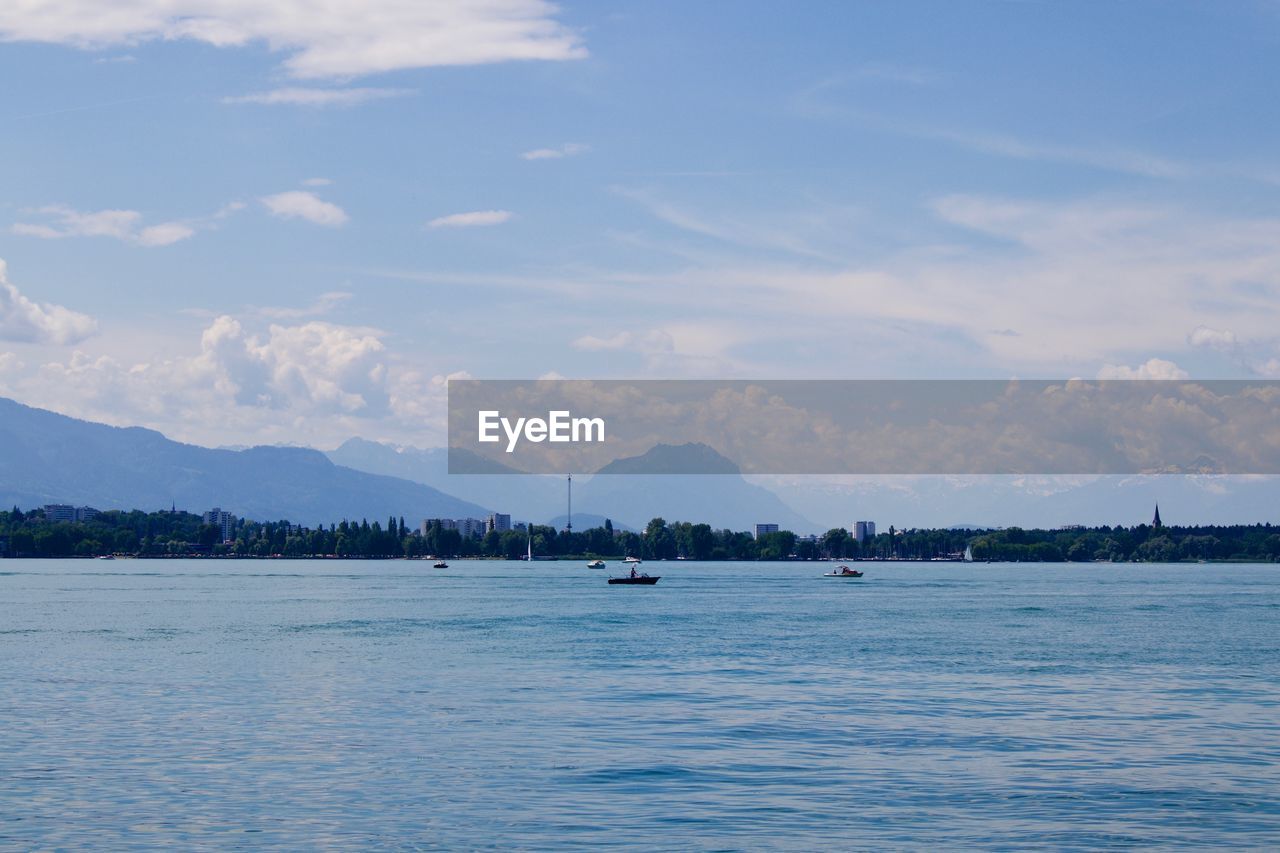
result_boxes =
[1,0,1279,448]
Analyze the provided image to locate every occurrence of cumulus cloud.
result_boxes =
[261,191,349,227]
[222,87,415,107]
[520,142,590,160]
[0,1,586,79]
[0,260,97,345]
[1097,358,1190,380]
[426,209,513,228]
[1188,325,1238,350]
[27,315,396,447]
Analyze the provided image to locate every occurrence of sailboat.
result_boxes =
[526,530,533,562]
[963,545,974,563]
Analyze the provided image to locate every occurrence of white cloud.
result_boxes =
[301,177,332,187]
[261,191,349,227]
[520,142,590,160]
[427,209,513,228]
[0,1,586,79]
[573,329,674,353]
[23,315,400,447]
[1188,326,1238,350]
[222,87,415,107]
[137,222,196,247]
[1099,359,1191,380]
[256,291,352,320]
[0,260,97,345]
[11,203,200,247]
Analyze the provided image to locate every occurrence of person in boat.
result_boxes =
[630,567,638,578]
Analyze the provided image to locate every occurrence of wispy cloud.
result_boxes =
[792,77,1192,180]
[222,87,415,107]
[427,210,513,228]
[848,62,945,86]
[301,177,332,187]
[261,191,349,227]
[0,1,586,79]
[521,142,590,161]
[255,291,353,320]
[11,204,200,247]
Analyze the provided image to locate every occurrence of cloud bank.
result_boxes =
[0,0,586,79]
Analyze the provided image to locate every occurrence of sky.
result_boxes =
[1,0,1280,449]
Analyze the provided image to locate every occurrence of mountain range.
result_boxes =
[0,398,488,524]
[3,396,1276,531]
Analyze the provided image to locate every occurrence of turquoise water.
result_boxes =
[2,559,1278,848]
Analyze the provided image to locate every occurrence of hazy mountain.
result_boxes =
[326,438,565,523]
[759,474,1280,531]
[595,442,740,474]
[328,438,819,532]
[0,398,489,523]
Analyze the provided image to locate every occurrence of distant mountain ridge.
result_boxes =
[0,398,490,523]
[327,438,819,533]
[595,442,741,475]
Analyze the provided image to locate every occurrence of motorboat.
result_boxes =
[587,559,606,569]
[823,565,863,578]
[622,556,642,564]
[608,574,660,585]
[433,561,448,569]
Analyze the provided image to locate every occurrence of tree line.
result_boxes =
[2,506,1280,562]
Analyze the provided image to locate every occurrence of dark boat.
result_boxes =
[433,561,448,568]
[608,575,660,585]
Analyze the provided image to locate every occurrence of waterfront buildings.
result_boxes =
[43,504,99,523]
[853,521,876,543]
[202,508,237,542]
[754,523,779,539]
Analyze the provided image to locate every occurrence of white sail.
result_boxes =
[963,545,974,562]
[527,532,533,562]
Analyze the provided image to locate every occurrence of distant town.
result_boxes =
[3,503,1279,563]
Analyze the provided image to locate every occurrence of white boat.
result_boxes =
[623,556,642,564]
[963,545,974,562]
[587,559,606,569]
[526,532,533,562]
[823,565,863,578]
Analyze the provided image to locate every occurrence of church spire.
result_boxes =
[1152,503,1162,528]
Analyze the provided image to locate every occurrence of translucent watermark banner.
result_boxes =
[447,379,1280,475]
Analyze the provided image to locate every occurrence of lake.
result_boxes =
[2,559,1278,848]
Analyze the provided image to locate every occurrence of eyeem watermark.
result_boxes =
[478,410,605,453]
[450,379,1280,474]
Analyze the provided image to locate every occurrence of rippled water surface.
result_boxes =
[2,559,1279,848]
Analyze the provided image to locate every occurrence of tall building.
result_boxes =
[754,523,779,539]
[853,521,876,543]
[43,504,75,523]
[75,506,99,522]
[1152,504,1162,528]
[459,518,488,538]
[202,508,237,542]
[488,513,511,533]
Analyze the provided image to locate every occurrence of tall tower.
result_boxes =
[1152,503,1162,528]
[566,474,572,533]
